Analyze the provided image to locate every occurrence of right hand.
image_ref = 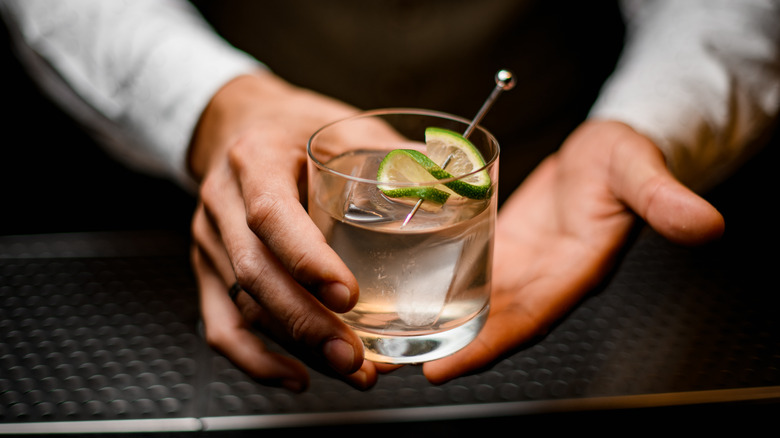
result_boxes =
[187,71,377,392]
[423,119,725,384]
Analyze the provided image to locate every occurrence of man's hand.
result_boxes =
[423,119,725,383]
[188,71,376,392]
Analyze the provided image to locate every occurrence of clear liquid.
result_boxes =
[309,150,494,363]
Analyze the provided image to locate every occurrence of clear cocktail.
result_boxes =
[307,109,499,364]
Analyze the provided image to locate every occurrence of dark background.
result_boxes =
[1,5,779,432]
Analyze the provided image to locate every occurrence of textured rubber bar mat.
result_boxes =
[1,228,778,434]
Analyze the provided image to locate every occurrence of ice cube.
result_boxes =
[344,189,393,223]
[340,155,397,223]
[328,218,463,329]
[395,240,462,327]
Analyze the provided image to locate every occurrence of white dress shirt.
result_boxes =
[2,0,778,192]
[1,0,261,189]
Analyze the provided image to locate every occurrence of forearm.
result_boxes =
[0,0,261,188]
[589,0,780,192]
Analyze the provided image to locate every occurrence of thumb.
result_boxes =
[612,134,725,246]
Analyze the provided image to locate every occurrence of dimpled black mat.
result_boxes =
[1,194,779,437]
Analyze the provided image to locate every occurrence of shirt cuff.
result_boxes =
[589,0,780,192]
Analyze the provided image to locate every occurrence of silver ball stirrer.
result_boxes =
[400,69,516,228]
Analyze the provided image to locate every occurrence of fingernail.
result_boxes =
[322,337,356,374]
[320,282,352,312]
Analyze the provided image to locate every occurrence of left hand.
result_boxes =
[422,119,725,383]
[188,72,375,391]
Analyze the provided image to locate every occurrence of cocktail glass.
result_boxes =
[307,108,499,364]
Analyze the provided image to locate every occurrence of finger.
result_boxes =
[192,206,378,391]
[229,283,378,390]
[193,199,313,390]
[343,360,379,389]
[611,135,725,246]
[191,203,235,285]
[192,245,310,392]
[228,135,359,313]
[199,165,366,377]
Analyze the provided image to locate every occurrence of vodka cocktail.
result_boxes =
[307,109,499,364]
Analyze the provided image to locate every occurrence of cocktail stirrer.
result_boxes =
[400,69,516,228]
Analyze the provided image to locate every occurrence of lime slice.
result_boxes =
[377,149,452,205]
[425,127,492,199]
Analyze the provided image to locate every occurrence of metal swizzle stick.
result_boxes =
[400,69,516,228]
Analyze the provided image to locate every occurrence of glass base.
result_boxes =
[354,305,489,364]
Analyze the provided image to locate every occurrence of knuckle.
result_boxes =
[226,137,252,168]
[287,248,317,285]
[198,174,222,207]
[230,247,265,287]
[285,307,320,344]
[245,192,289,235]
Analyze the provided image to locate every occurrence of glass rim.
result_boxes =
[307,107,500,187]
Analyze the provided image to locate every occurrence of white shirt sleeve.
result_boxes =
[0,0,263,190]
[590,0,780,192]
